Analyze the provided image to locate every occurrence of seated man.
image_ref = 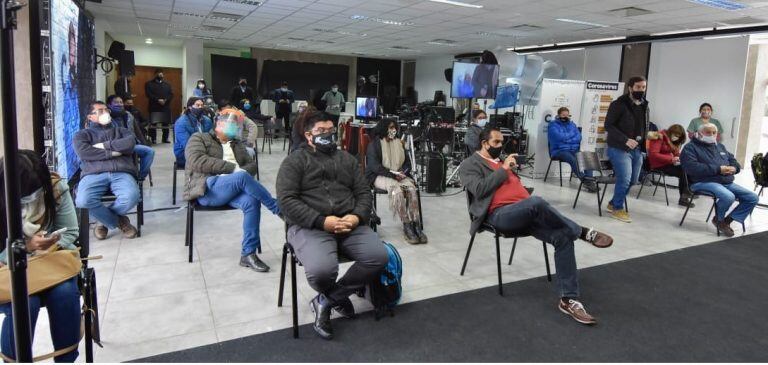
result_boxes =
[74,101,140,240]
[276,111,388,340]
[107,94,155,180]
[464,109,487,153]
[680,124,758,237]
[458,127,613,325]
[547,107,597,193]
[183,109,280,272]
[174,97,213,167]
[124,96,148,138]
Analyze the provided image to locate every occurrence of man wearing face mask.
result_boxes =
[464,109,488,153]
[107,95,155,181]
[230,76,254,109]
[276,111,388,340]
[73,101,140,240]
[604,76,649,223]
[174,97,214,167]
[320,83,346,126]
[124,97,148,137]
[184,109,280,272]
[145,68,174,144]
[680,124,758,237]
[272,81,295,132]
[548,107,597,193]
[459,127,614,325]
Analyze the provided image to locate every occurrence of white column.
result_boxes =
[183,39,204,102]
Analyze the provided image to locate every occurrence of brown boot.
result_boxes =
[118,216,138,239]
[94,224,108,240]
[712,217,734,237]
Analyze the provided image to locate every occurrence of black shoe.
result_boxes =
[678,198,695,208]
[403,223,420,244]
[412,222,428,244]
[310,294,334,340]
[333,297,356,319]
[239,253,270,272]
[583,181,599,193]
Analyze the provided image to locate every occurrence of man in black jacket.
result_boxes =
[230,76,255,109]
[272,81,295,132]
[145,68,174,143]
[604,76,648,223]
[276,111,388,340]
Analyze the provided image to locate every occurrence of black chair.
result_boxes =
[172,161,184,205]
[543,144,574,187]
[261,120,288,154]
[184,200,259,263]
[75,207,101,363]
[460,190,552,296]
[277,224,352,338]
[677,174,735,236]
[635,155,672,206]
[99,179,144,237]
[572,152,628,217]
[371,185,424,231]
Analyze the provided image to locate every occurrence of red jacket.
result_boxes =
[647,130,682,170]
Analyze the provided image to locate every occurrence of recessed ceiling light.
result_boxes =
[145,38,153,44]
[222,0,262,5]
[556,18,608,28]
[428,0,482,9]
[172,11,205,18]
[686,0,747,11]
[349,15,413,26]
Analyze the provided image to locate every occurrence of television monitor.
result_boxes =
[427,106,456,123]
[450,61,500,99]
[491,84,520,109]
[356,97,378,119]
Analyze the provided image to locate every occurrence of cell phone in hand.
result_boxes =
[514,155,527,165]
[45,227,67,238]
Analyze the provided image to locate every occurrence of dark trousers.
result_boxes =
[288,225,389,303]
[487,196,581,298]
[148,110,171,142]
[655,164,690,198]
[276,106,291,131]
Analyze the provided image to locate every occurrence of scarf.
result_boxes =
[381,138,405,172]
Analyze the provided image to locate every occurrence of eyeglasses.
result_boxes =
[311,127,337,134]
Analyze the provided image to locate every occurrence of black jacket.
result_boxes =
[145,79,173,112]
[605,94,649,151]
[365,138,412,186]
[276,145,372,229]
[73,122,137,178]
[114,77,132,99]
[230,86,255,106]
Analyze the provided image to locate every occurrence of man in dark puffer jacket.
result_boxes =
[276,111,388,341]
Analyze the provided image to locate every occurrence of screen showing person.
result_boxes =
[450,62,500,99]
[356,97,378,119]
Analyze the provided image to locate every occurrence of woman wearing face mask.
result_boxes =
[365,119,426,244]
[687,103,723,142]
[647,124,694,206]
[192,79,212,98]
[464,109,488,153]
[0,150,81,362]
[174,97,213,167]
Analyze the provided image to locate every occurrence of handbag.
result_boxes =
[0,244,82,304]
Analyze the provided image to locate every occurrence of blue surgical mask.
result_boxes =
[476,118,488,127]
[281,87,288,92]
[243,103,252,110]
[224,122,241,140]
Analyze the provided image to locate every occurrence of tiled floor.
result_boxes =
[6,141,767,362]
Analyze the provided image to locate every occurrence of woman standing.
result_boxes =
[647,124,694,206]
[0,150,81,362]
[365,119,427,244]
[687,103,723,142]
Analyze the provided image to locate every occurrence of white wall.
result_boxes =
[646,36,750,151]
[414,55,453,104]
[94,18,110,101]
[127,43,183,68]
[183,40,204,101]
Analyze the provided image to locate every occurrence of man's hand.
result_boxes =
[672,156,680,164]
[26,232,58,252]
[720,166,735,175]
[626,139,639,149]
[502,154,517,170]
[339,215,360,232]
[93,143,105,149]
[323,216,343,234]
[158,99,166,105]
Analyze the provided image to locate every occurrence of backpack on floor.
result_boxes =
[364,241,402,320]
[751,153,767,186]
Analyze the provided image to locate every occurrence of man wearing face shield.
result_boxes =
[680,124,758,237]
[276,111,388,340]
[183,109,281,272]
[73,101,140,240]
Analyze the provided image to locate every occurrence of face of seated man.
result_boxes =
[304,120,335,147]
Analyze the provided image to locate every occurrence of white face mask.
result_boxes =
[670,135,680,142]
[388,129,397,139]
[332,87,338,92]
[97,112,111,125]
[699,134,717,144]
[198,83,205,89]
[476,118,488,127]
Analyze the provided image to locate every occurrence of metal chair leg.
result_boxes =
[278,245,287,307]
[652,173,660,197]
[542,242,552,282]
[148,170,153,187]
[706,199,716,222]
[188,205,194,263]
[598,184,608,216]
[495,234,503,296]
[636,173,647,199]
[507,237,518,265]
[172,164,177,205]
[84,269,95,363]
[679,197,693,226]
[417,188,424,230]
[558,161,563,187]
[544,159,553,182]
[290,253,299,339]
[662,174,669,206]
[572,181,583,210]
[460,234,476,276]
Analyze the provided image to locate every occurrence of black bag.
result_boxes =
[752,153,767,187]
[425,152,446,193]
[362,242,402,320]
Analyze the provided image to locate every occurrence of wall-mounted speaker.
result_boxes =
[118,50,135,76]
[107,41,125,60]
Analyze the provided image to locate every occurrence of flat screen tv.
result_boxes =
[356,97,378,119]
[450,61,500,99]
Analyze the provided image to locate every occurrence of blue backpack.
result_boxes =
[365,242,402,320]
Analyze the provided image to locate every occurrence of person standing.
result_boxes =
[687,103,724,142]
[230,76,255,109]
[272,81,295,132]
[145,68,174,143]
[604,76,648,223]
[320,83,345,126]
[193,78,213,99]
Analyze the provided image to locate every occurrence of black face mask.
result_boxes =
[156,76,163,82]
[312,132,337,154]
[631,91,645,101]
[189,107,204,118]
[486,145,503,159]
[124,105,134,112]
[109,105,125,118]
[240,81,247,87]
[559,117,570,122]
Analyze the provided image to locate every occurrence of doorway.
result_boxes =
[119,65,183,121]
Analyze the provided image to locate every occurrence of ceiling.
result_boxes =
[85,0,768,59]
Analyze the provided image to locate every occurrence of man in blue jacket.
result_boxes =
[548,107,597,193]
[681,124,758,237]
[174,97,213,167]
[74,101,140,240]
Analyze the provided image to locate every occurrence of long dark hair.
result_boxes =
[0,150,57,243]
[292,105,319,141]
[373,118,398,139]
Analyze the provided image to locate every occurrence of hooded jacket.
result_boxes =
[547,118,581,157]
[647,130,683,170]
[680,137,740,185]
[605,93,649,151]
[174,112,213,166]
[182,130,258,201]
[73,121,137,178]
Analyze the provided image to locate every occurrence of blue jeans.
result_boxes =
[551,150,592,180]
[197,171,279,256]
[134,144,155,180]
[607,147,643,210]
[75,172,140,229]
[1,277,80,362]
[488,196,581,298]
[690,182,758,223]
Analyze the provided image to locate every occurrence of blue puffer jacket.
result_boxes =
[548,118,581,157]
[174,113,213,166]
[73,122,137,178]
[681,138,741,185]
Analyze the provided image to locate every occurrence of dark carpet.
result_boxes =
[138,232,768,362]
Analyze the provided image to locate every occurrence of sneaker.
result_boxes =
[94,224,108,240]
[117,215,138,239]
[558,298,597,325]
[609,209,632,223]
[606,202,615,213]
[712,217,734,237]
[583,228,613,248]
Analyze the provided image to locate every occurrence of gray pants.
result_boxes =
[288,225,388,303]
